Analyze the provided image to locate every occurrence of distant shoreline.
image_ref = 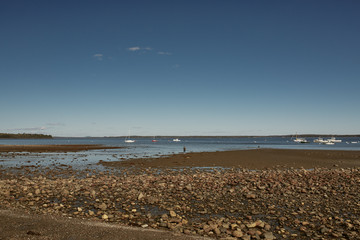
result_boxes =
[0,144,122,152]
[57,134,360,138]
[0,133,52,139]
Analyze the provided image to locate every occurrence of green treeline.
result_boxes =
[0,133,53,139]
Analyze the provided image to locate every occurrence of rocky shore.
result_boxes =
[0,147,360,239]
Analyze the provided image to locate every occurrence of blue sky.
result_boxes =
[1,0,360,137]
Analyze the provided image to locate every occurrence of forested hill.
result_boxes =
[0,133,53,139]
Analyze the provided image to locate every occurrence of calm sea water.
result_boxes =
[1,137,359,170]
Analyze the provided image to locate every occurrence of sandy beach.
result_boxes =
[1,145,360,239]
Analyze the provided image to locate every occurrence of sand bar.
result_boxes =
[101,148,360,169]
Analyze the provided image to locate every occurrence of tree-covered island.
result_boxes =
[0,133,53,139]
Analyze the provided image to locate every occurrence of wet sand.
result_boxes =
[0,144,122,152]
[101,148,360,169]
[0,209,207,240]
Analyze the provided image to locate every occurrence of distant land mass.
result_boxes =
[0,133,53,139]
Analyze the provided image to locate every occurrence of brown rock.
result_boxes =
[232,230,243,238]
[98,203,107,211]
[213,227,221,236]
[246,222,257,228]
[264,224,271,231]
[169,210,177,217]
[203,224,211,233]
[138,192,144,200]
[246,193,256,199]
[62,189,69,196]
[263,232,275,240]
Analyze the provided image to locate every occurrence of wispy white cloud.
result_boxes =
[127,46,154,53]
[93,53,103,61]
[157,51,172,55]
[127,46,173,57]
[127,46,141,51]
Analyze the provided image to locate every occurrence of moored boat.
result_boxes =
[314,137,327,144]
[293,133,309,143]
[326,137,342,143]
[124,130,135,143]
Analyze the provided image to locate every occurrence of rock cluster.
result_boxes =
[1,166,360,239]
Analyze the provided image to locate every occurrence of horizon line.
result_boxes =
[53,134,360,138]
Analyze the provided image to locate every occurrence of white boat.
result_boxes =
[326,137,342,143]
[293,134,309,143]
[124,130,135,143]
[294,138,309,143]
[314,137,327,144]
[173,138,181,142]
[325,141,335,145]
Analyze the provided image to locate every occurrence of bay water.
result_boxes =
[1,136,359,170]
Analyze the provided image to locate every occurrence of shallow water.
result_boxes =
[1,136,359,170]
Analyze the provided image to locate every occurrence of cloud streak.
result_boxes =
[157,51,172,55]
[127,46,141,51]
[93,53,103,61]
[127,46,171,56]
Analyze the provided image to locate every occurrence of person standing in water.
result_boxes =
[183,146,186,153]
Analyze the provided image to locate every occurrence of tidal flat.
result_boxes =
[0,146,360,239]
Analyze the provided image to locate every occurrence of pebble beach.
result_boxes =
[1,145,360,239]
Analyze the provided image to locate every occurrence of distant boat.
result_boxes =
[173,138,181,142]
[314,137,341,145]
[326,137,342,143]
[124,130,135,143]
[293,134,309,143]
[314,137,327,144]
[294,138,309,143]
[152,136,158,142]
